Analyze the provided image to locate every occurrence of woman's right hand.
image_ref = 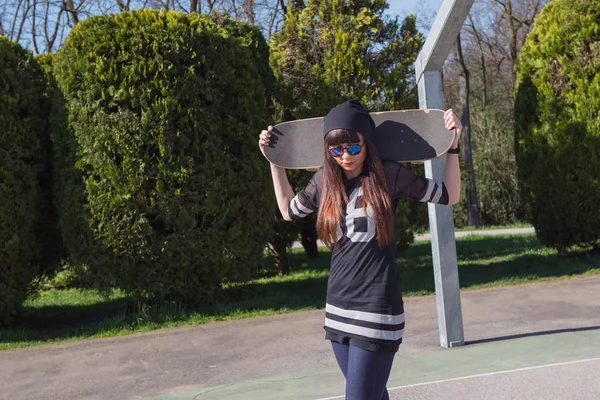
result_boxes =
[258,125,273,156]
[258,125,293,219]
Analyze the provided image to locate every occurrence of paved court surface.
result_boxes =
[322,332,600,400]
[142,329,600,400]
[386,358,600,400]
[1,275,599,400]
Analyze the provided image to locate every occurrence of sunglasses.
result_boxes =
[329,143,363,158]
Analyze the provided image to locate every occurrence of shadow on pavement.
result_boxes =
[466,325,600,345]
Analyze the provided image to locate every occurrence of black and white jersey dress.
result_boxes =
[288,161,449,353]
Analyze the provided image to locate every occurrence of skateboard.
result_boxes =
[262,109,456,169]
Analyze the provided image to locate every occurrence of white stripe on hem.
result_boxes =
[325,318,404,341]
[326,303,405,325]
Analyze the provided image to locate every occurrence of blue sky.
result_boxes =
[386,0,444,20]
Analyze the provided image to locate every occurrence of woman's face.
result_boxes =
[328,133,367,178]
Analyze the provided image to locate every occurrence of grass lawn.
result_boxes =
[1,234,598,350]
[453,222,532,232]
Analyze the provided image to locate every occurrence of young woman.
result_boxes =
[258,100,462,400]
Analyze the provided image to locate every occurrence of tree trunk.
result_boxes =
[270,235,289,277]
[278,0,287,14]
[190,0,199,12]
[300,216,319,259]
[268,0,281,36]
[31,0,39,54]
[455,33,480,228]
[506,0,518,82]
[64,0,80,25]
[244,0,254,23]
[468,14,487,107]
[116,0,129,11]
[441,68,449,110]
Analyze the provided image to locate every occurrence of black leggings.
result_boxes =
[331,341,396,400]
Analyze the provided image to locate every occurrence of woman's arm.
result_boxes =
[259,126,295,221]
[269,164,295,221]
[443,110,462,205]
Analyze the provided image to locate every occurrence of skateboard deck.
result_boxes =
[262,109,455,169]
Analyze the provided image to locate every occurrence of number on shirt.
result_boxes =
[344,187,376,243]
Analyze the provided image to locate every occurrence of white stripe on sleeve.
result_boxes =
[431,181,443,204]
[420,179,435,202]
[290,198,308,218]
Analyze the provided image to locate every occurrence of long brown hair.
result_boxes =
[316,129,393,249]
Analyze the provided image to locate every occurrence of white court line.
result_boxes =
[314,357,600,400]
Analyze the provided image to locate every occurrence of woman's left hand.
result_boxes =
[444,109,462,148]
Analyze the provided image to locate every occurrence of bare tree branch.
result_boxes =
[277,0,286,14]
[206,0,215,12]
[16,0,32,43]
[466,13,487,106]
[268,0,280,37]
[63,0,80,25]
[10,0,25,40]
[174,0,188,12]
[115,0,129,11]
[45,1,65,53]
[31,0,39,53]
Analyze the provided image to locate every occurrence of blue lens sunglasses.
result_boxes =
[329,143,363,158]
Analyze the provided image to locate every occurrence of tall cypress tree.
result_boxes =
[269,0,427,259]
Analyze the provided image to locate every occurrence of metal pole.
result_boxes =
[413,0,476,347]
[417,72,465,348]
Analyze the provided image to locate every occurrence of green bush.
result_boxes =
[515,0,600,250]
[34,53,65,273]
[53,10,275,303]
[0,38,52,324]
[471,106,523,226]
[37,53,97,280]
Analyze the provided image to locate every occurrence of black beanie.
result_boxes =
[323,99,375,139]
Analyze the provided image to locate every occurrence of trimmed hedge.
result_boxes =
[34,54,65,275]
[515,0,600,250]
[53,10,275,303]
[0,38,52,324]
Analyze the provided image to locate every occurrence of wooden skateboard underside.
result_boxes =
[262,109,455,169]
